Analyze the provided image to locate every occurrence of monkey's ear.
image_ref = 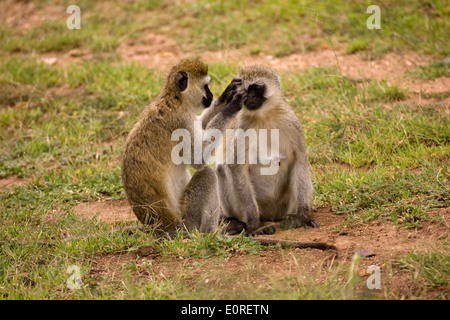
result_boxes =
[175,72,188,92]
[275,75,282,88]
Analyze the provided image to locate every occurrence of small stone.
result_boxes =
[354,248,376,257]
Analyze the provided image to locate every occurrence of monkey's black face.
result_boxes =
[244,83,266,110]
[202,84,213,108]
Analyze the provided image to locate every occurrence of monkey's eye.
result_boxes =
[248,84,264,93]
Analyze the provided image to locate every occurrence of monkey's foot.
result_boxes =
[308,220,320,229]
[222,217,246,235]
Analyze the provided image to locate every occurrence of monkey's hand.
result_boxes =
[201,78,243,128]
[203,92,245,137]
[222,92,245,117]
[218,78,242,105]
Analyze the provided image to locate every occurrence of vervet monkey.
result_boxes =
[217,65,319,236]
[121,59,242,235]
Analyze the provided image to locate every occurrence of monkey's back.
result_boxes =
[122,103,183,227]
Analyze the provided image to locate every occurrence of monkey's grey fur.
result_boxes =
[217,65,318,236]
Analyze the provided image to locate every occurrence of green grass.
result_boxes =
[155,231,261,259]
[2,0,448,57]
[314,166,449,227]
[0,1,145,53]
[346,37,371,54]
[408,61,450,80]
[1,0,449,300]
[419,90,450,100]
[396,244,450,298]
[161,0,450,56]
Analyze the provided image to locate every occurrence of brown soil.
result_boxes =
[261,207,449,259]
[73,199,136,224]
[0,176,32,189]
[2,0,65,32]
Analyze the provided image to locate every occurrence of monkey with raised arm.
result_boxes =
[121,59,242,235]
[217,65,319,236]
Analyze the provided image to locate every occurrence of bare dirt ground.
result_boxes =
[0,176,32,189]
[73,199,137,224]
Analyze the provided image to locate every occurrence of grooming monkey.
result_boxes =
[121,59,243,235]
[217,65,319,236]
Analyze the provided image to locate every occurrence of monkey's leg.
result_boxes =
[216,164,246,235]
[217,163,252,234]
[216,164,238,216]
[180,166,219,233]
[281,162,318,229]
[216,163,261,234]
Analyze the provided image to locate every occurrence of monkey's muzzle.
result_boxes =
[203,84,213,108]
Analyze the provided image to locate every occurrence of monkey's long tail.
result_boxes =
[253,237,338,254]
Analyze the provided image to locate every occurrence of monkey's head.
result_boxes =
[163,59,213,113]
[237,65,282,111]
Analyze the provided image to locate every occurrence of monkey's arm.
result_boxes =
[281,151,318,229]
[199,99,225,129]
[193,93,244,169]
[204,93,242,132]
[199,78,242,129]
